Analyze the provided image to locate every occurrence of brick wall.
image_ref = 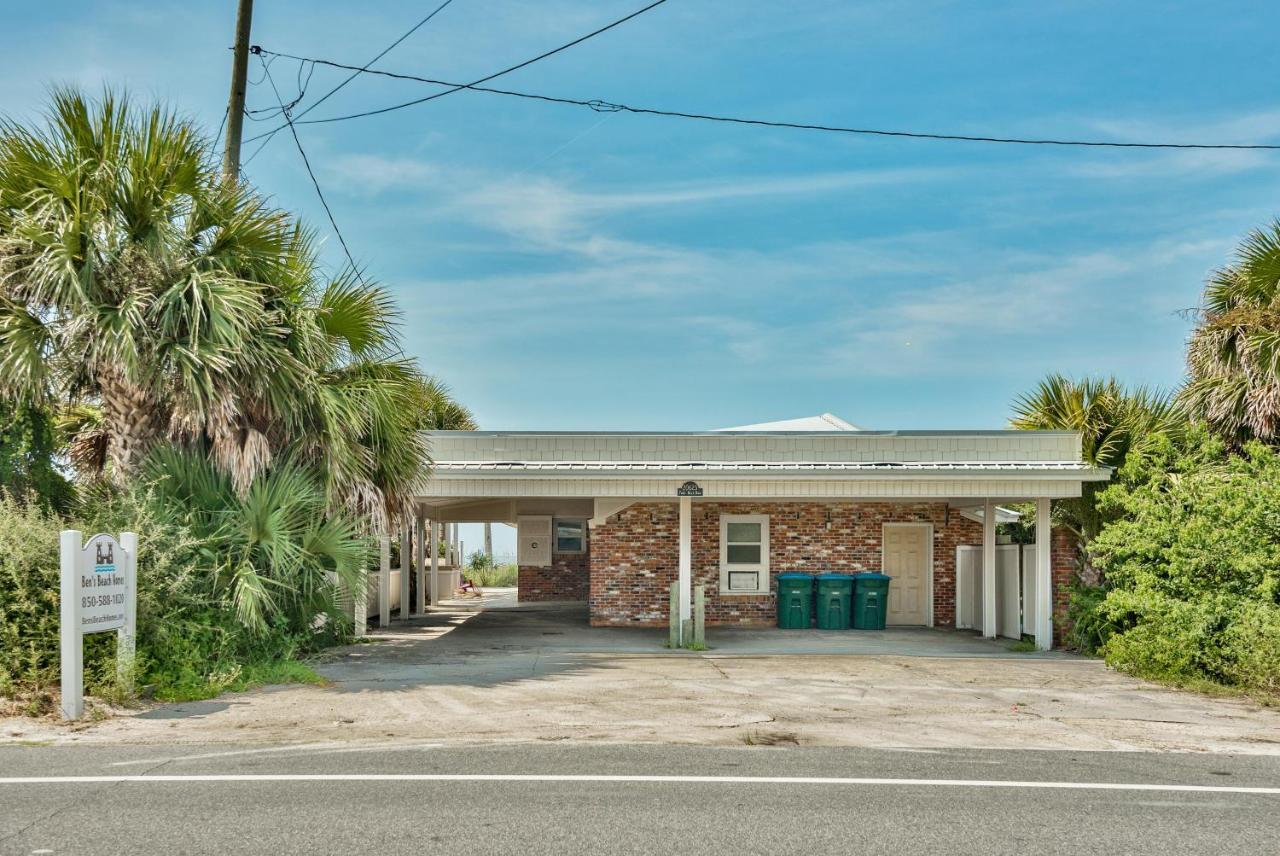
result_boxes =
[1051,525,1078,645]
[589,501,983,627]
[519,548,589,602]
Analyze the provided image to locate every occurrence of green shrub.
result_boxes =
[1,448,371,710]
[464,552,517,587]
[1064,582,1115,655]
[1088,429,1280,698]
[0,402,72,513]
[0,497,68,697]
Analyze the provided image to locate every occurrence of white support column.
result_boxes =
[678,496,692,644]
[353,554,368,639]
[982,498,997,638]
[378,535,391,628]
[415,510,427,614]
[1035,497,1053,651]
[399,519,412,619]
[60,529,84,720]
[429,520,440,606]
[118,531,138,692]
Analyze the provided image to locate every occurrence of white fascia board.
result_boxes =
[419,477,1088,500]
[427,467,1112,482]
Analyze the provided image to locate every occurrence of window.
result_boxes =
[719,514,769,594]
[554,519,585,553]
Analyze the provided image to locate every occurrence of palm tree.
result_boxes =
[0,89,300,482]
[145,445,366,634]
[418,376,478,430]
[1183,221,1280,445]
[1011,373,1184,546]
[0,89,445,525]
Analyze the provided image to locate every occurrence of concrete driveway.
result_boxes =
[7,591,1280,753]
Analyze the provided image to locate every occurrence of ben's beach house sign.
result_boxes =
[60,530,137,719]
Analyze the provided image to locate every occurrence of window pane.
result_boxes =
[726,522,761,544]
[555,520,583,552]
[728,571,759,591]
[726,544,761,564]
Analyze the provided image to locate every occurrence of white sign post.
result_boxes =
[60,530,137,720]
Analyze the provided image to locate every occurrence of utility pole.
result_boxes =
[484,523,493,565]
[221,0,255,182]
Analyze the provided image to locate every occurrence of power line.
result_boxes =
[255,48,1280,152]
[260,57,363,278]
[213,104,229,151]
[242,0,456,158]
[242,0,670,143]
[247,54,316,121]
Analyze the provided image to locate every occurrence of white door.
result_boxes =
[883,524,930,625]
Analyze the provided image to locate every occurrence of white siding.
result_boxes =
[426,430,1083,465]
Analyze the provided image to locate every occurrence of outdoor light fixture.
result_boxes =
[825,510,832,530]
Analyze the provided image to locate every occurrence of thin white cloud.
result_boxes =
[1063,107,1280,179]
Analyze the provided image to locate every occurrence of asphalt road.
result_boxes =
[0,742,1276,855]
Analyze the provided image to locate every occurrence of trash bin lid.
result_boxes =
[777,572,815,580]
[855,572,892,581]
[816,573,854,580]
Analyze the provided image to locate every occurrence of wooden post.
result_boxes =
[117,532,138,692]
[415,510,428,614]
[982,498,998,638]
[1035,497,1053,650]
[221,0,255,181]
[400,519,413,619]
[60,530,84,720]
[429,520,440,605]
[678,495,692,645]
[668,582,679,649]
[378,535,391,628]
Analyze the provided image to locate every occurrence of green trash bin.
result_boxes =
[815,573,854,630]
[852,572,892,630]
[776,573,814,629]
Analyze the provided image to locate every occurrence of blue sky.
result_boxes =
[4,0,1280,434]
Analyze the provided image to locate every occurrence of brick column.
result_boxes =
[1050,525,1077,646]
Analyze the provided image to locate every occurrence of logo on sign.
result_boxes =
[677,481,703,497]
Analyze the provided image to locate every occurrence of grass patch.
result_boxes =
[1006,639,1038,653]
[466,562,518,587]
[152,658,328,703]
[1117,668,1279,708]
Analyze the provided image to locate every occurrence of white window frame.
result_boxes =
[719,514,769,595]
[552,518,586,554]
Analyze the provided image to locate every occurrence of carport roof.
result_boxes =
[430,460,1106,476]
[418,428,1110,501]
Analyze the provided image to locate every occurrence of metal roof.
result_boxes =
[431,460,1105,474]
[713,413,862,432]
[425,429,1080,437]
